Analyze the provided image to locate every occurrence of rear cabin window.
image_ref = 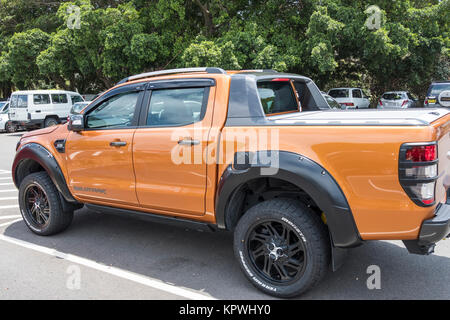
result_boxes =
[382,93,404,100]
[328,89,349,98]
[51,94,68,104]
[257,81,299,115]
[12,95,28,108]
[33,94,50,105]
[428,83,450,96]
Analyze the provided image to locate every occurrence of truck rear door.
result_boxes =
[9,94,29,123]
[133,79,216,216]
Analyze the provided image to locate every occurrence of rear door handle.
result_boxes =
[178,138,200,146]
[110,141,127,147]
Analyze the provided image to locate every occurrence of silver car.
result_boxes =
[377,91,418,109]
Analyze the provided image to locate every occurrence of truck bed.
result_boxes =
[269,108,449,126]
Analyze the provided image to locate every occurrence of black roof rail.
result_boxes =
[116,67,226,85]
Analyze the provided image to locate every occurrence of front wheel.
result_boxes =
[233,199,330,298]
[5,121,16,133]
[19,172,73,236]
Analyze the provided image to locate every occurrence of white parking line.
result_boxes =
[0,177,12,180]
[0,205,19,209]
[0,171,11,174]
[0,183,14,186]
[0,215,21,220]
[0,190,17,193]
[0,197,17,201]
[0,234,216,300]
[0,218,22,227]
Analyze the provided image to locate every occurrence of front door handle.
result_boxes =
[110,141,127,147]
[178,138,200,146]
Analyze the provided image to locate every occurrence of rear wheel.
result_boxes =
[44,117,59,128]
[233,199,330,298]
[19,172,73,236]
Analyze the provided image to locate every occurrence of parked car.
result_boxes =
[377,91,419,109]
[9,90,84,130]
[425,81,450,108]
[70,101,91,116]
[12,68,450,298]
[328,88,371,109]
[322,93,341,109]
[0,102,16,133]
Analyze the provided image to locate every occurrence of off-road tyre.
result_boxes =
[19,172,73,236]
[234,198,330,298]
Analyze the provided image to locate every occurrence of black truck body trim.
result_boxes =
[12,143,76,203]
[215,151,362,248]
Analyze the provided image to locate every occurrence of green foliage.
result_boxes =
[0,0,447,100]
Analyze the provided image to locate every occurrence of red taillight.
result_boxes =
[400,143,438,207]
[405,145,437,162]
[401,100,408,107]
[271,78,290,82]
[379,100,383,106]
[424,99,428,105]
[342,103,354,106]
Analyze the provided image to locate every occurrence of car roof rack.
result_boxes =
[116,67,227,85]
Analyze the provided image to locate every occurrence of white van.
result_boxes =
[9,90,84,129]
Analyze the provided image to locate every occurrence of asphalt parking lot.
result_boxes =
[0,132,449,300]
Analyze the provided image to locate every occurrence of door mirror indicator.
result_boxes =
[68,114,85,132]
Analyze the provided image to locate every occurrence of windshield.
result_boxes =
[328,89,349,98]
[428,83,450,96]
[0,103,8,113]
[72,102,89,114]
[382,93,404,100]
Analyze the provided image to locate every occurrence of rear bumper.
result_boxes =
[403,203,450,255]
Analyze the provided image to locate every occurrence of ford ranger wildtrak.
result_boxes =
[12,68,450,298]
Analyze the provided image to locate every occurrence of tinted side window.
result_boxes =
[86,92,139,129]
[352,89,362,98]
[146,88,207,126]
[34,94,50,104]
[257,81,298,115]
[51,94,68,104]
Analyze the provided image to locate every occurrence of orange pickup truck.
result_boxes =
[12,68,450,297]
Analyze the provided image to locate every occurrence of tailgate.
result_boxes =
[434,115,450,204]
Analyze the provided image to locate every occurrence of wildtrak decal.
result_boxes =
[73,186,106,194]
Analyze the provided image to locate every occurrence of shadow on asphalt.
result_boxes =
[4,207,450,300]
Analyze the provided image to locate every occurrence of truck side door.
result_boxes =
[65,85,143,206]
[133,79,216,216]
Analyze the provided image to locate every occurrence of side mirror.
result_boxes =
[68,114,85,132]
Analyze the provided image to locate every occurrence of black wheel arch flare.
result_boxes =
[215,151,362,249]
[12,143,76,203]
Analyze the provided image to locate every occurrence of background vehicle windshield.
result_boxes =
[382,93,404,100]
[428,83,450,96]
[72,102,89,114]
[328,89,349,98]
